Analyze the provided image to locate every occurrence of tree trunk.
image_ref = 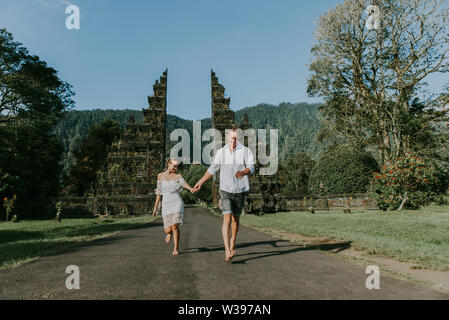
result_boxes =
[398,192,408,211]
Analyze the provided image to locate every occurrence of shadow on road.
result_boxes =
[232,241,352,264]
[0,220,163,269]
[183,239,352,264]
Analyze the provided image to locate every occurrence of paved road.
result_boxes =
[0,207,448,299]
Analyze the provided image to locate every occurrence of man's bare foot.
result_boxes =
[165,234,172,244]
[172,250,179,256]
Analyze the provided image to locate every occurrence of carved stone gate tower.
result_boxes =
[210,70,235,206]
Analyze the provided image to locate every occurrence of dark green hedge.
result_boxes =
[308,147,379,194]
[279,152,315,196]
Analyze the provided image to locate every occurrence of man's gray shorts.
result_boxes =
[220,190,246,216]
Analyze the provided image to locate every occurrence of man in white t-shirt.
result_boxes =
[193,126,255,262]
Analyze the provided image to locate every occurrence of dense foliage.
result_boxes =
[64,119,122,196]
[0,28,74,219]
[308,146,379,195]
[278,153,315,196]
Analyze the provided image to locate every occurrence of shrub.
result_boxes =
[373,155,437,210]
[3,195,17,221]
[308,147,379,194]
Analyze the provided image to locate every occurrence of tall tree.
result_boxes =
[307,0,449,166]
[65,119,122,196]
[0,28,74,217]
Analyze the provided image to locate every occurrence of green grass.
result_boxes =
[240,206,449,271]
[0,215,155,270]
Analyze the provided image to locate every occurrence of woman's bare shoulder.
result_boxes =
[157,172,165,180]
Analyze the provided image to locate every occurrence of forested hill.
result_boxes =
[234,102,323,161]
[53,102,324,175]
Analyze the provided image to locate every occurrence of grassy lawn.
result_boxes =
[0,215,155,270]
[240,206,449,271]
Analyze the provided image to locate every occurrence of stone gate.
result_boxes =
[61,69,286,215]
[88,69,283,215]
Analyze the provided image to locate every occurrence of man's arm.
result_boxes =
[235,147,255,179]
[194,149,221,191]
[193,171,213,191]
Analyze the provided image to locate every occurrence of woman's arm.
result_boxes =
[152,194,161,216]
[152,176,163,216]
[182,181,195,193]
[177,175,195,193]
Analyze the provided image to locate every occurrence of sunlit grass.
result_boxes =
[0,215,155,270]
[240,205,449,271]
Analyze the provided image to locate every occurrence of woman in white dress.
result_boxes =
[152,158,195,256]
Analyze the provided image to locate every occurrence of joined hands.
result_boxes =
[192,182,202,193]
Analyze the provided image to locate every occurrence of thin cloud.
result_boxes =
[36,0,79,11]
[37,0,61,9]
[58,0,73,6]
[37,0,85,21]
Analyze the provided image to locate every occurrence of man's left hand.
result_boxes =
[235,168,250,179]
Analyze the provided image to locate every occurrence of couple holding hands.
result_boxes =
[152,126,255,261]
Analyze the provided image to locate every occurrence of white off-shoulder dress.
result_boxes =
[155,177,185,229]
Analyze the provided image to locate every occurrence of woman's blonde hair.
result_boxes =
[165,158,184,171]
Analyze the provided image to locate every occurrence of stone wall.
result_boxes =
[59,192,378,217]
[280,193,378,212]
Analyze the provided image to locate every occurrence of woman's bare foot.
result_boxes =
[172,250,179,256]
[165,234,172,244]
[225,250,233,262]
[230,248,236,258]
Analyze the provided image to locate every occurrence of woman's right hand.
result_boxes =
[152,209,157,217]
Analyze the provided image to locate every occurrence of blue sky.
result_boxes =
[0,0,446,120]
